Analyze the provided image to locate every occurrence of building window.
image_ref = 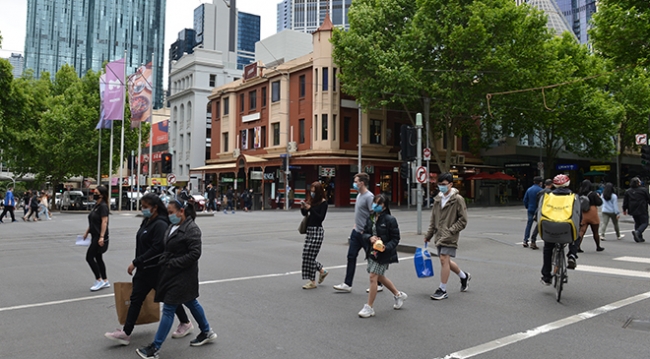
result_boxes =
[271,81,281,102]
[344,117,350,143]
[299,119,305,144]
[214,101,219,119]
[249,90,257,110]
[261,87,267,107]
[314,115,318,140]
[272,123,280,146]
[299,75,306,98]
[240,94,245,112]
[261,126,267,147]
[315,69,318,91]
[322,67,329,91]
[321,114,328,140]
[461,135,471,152]
[223,133,229,152]
[241,129,248,149]
[209,74,216,87]
[333,68,337,91]
[333,114,337,141]
[370,119,382,144]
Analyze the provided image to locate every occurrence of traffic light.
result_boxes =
[400,162,410,179]
[642,145,650,171]
[400,125,417,161]
[161,153,173,173]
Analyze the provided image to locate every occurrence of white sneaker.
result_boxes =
[333,283,352,292]
[90,280,103,291]
[366,284,384,293]
[358,304,375,318]
[618,234,625,240]
[393,291,408,309]
[101,280,111,289]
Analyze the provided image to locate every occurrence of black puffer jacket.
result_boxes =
[362,212,400,265]
[155,217,202,305]
[133,215,169,279]
[623,187,650,216]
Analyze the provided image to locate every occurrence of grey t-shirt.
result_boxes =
[354,190,375,233]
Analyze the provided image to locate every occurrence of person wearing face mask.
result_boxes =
[136,198,217,359]
[358,195,407,318]
[83,185,110,291]
[105,194,192,346]
[424,173,470,301]
[299,181,329,289]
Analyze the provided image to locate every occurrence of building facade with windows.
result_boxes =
[8,53,24,78]
[199,16,480,208]
[555,0,597,44]
[276,0,352,33]
[237,12,261,70]
[24,0,166,107]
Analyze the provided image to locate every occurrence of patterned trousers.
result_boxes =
[302,226,325,281]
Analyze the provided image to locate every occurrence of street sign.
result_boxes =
[537,161,544,170]
[416,166,427,184]
[636,134,647,145]
[167,173,177,184]
[423,148,431,161]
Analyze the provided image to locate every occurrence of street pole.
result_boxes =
[118,51,127,211]
[97,128,102,187]
[616,133,620,191]
[407,161,410,210]
[148,52,155,190]
[284,73,290,211]
[358,103,362,173]
[130,150,134,211]
[424,97,430,208]
[416,113,423,235]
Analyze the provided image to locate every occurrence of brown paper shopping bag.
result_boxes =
[114,282,160,325]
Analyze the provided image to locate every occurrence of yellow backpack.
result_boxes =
[537,193,580,244]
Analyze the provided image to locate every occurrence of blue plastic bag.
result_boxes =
[414,243,434,278]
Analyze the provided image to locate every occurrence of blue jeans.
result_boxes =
[523,211,535,242]
[344,229,370,287]
[153,299,211,349]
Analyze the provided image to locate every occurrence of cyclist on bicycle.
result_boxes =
[540,174,580,285]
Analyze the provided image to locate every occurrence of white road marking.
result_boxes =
[614,256,650,264]
[0,256,415,313]
[436,291,650,359]
[576,264,650,279]
[517,231,618,245]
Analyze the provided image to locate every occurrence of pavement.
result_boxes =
[1,205,649,359]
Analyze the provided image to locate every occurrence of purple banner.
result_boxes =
[96,74,112,129]
[103,58,126,120]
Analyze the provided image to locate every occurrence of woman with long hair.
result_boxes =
[578,180,604,252]
[299,181,329,289]
[105,194,192,346]
[136,198,217,359]
[358,194,407,318]
[83,185,110,291]
[600,183,623,241]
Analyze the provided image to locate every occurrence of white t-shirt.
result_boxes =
[441,192,453,208]
[169,224,180,236]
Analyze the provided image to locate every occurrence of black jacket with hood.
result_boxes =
[133,214,169,278]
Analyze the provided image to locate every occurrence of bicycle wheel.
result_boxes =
[555,246,565,302]
[552,246,559,288]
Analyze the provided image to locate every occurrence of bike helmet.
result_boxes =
[553,174,570,188]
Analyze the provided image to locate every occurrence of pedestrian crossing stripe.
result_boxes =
[613,256,650,264]
[576,265,650,279]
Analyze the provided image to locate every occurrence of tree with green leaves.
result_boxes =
[333,0,551,172]
[590,0,650,67]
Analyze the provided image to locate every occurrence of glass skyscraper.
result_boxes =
[555,0,597,44]
[237,12,260,70]
[24,0,166,107]
[277,0,352,34]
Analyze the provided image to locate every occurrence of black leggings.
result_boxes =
[86,236,108,279]
[124,273,189,335]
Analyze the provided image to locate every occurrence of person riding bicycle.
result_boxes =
[540,174,580,285]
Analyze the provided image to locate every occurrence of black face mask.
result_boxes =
[93,194,101,200]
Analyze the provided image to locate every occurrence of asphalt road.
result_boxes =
[1,205,649,359]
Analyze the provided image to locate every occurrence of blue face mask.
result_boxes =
[438,184,449,194]
[311,192,316,198]
[142,208,152,218]
[169,213,181,225]
[353,182,359,190]
[372,203,383,213]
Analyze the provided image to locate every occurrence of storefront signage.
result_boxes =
[148,177,168,186]
[556,164,578,171]
[364,165,374,174]
[250,171,263,180]
[590,165,611,172]
[504,163,531,168]
[221,178,243,183]
[263,173,274,180]
[320,167,336,177]
[242,112,261,123]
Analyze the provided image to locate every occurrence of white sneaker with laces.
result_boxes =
[358,304,375,318]
[90,280,103,291]
[366,284,384,293]
[172,322,194,338]
[393,291,408,309]
[101,280,111,289]
[333,283,352,292]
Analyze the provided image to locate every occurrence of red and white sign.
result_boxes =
[140,152,162,163]
[423,148,431,161]
[636,134,647,145]
[167,173,177,184]
[416,166,428,184]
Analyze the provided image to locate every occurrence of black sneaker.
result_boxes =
[632,230,640,242]
[431,288,448,300]
[190,330,217,347]
[136,343,159,359]
[540,277,552,286]
[567,255,576,270]
[460,272,471,292]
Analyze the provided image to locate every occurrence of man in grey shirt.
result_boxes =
[334,173,382,292]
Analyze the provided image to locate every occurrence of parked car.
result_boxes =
[60,191,85,210]
[192,194,206,212]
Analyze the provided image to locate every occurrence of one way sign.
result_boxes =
[636,134,647,145]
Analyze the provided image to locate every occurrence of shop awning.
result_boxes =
[190,163,237,172]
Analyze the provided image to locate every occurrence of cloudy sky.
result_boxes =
[0,0,278,81]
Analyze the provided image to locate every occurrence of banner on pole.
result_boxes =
[104,58,126,120]
[96,74,113,129]
[127,62,153,128]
